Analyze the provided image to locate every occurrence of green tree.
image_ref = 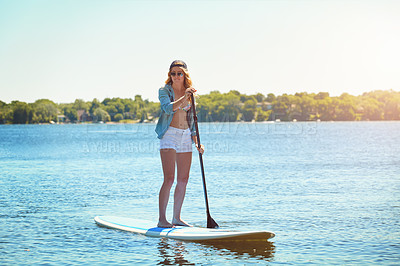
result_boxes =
[334,94,356,121]
[359,97,383,120]
[73,99,89,111]
[0,101,13,124]
[63,105,78,122]
[89,98,101,114]
[229,90,241,97]
[93,108,110,122]
[384,98,400,120]
[254,93,265,103]
[273,94,292,121]
[292,93,316,121]
[266,93,276,103]
[256,109,271,121]
[11,101,32,124]
[315,92,330,100]
[242,99,257,121]
[240,94,256,103]
[114,113,123,122]
[220,91,241,122]
[316,97,334,121]
[103,104,118,120]
[31,99,58,123]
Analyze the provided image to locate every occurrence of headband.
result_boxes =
[170,60,188,70]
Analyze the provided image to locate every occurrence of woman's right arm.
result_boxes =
[172,94,189,112]
[159,87,196,114]
[172,87,196,111]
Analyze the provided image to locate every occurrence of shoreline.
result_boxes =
[1,120,400,126]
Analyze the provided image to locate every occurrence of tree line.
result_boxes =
[0,90,399,124]
[0,96,159,124]
[196,89,400,122]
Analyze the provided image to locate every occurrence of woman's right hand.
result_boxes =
[185,87,196,98]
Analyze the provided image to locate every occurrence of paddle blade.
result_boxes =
[207,216,219,229]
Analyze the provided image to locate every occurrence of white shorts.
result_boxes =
[160,127,193,153]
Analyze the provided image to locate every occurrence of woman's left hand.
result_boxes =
[196,144,205,154]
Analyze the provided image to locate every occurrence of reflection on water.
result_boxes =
[157,238,275,265]
[157,239,194,265]
[200,240,275,260]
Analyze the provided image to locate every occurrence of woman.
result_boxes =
[155,60,204,228]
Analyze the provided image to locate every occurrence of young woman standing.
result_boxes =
[155,60,204,228]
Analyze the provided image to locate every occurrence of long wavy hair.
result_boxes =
[165,67,193,89]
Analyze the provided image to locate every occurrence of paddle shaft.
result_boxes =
[190,94,219,229]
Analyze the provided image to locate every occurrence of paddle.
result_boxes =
[190,94,219,229]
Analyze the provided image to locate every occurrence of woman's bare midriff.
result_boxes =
[170,109,189,129]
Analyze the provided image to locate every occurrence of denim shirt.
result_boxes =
[155,84,196,140]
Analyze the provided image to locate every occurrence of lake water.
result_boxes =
[1,122,399,265]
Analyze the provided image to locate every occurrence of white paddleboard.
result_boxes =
[94,216,274,241]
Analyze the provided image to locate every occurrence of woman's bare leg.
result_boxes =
[158,149,176,228]
[172,151,192,226]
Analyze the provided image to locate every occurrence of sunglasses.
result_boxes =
[170,72,184,77]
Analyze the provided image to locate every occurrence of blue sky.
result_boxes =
[0,0,399,103]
